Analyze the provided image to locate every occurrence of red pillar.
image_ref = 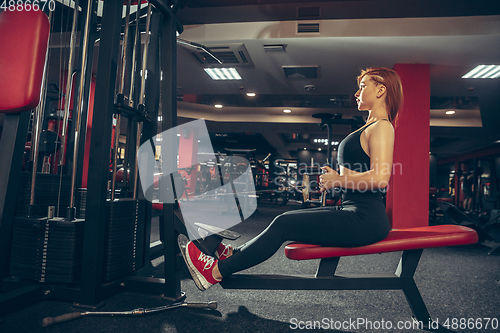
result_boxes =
[386,64,430,229]
[178,128,199,199]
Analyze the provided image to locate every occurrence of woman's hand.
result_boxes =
[319,166,340,192]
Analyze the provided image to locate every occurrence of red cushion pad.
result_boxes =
[285,225,478,260]
[0,10,50,113]
[152,203,163,210]
[152,202,181,210]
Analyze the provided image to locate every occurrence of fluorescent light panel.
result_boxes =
[462,65,500,79]
[204,68,241,80]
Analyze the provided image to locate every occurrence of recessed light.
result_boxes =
[303,148,306,150]
[318,148,321,151]
[446,110,456,115]
[246,92,256,97]
[283,109,292,113]
[204,68,242,80]
[214,104,223,108]
[462,65,500,79]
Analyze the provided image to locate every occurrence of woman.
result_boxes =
[178,67,403,291]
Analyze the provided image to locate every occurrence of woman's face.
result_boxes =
[354,75,378,111]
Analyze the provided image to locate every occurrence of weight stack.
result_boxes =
[9,198,146,284]
[77,188,125,219]
[9,217,84,283]
[76,188,87,219]
[15,172,71,218]
[103,199,146,282]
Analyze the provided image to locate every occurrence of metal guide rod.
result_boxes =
[111,0,132,201]
[111,114,121,200]
[132,123,142,198]
[29,11,53,210]
[133,3,152,198]
[59,0,80,167]
[122,2,143,188]
[128,1,142,107]
[139,3,152,106]
[68,0,95,213]
[119,0,132,96]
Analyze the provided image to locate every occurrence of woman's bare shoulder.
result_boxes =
[367,120,394,137]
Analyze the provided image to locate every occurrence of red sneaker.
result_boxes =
[178,234,221,291]
[215,243,233,260]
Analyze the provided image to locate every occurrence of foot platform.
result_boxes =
[194,222,241,240]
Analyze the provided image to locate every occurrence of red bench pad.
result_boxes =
[285,225,478,260]
[0,10,50,113]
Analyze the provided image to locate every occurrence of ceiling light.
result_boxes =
[214,104,223,108]
[446,110,456,115]
[462,65,500,79]
[283,109,292,113]
[246,92,256,97]
[204,68,241,80]
[318,148,321,151]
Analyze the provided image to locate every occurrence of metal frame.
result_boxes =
[220,249,432,324]
[1,0,187,313]
[81,0,126,306]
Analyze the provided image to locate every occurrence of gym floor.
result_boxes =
[1,202,499,333]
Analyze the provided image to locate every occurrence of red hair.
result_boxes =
[357,67,403,124]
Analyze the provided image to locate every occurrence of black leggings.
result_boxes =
[217,191,391,278]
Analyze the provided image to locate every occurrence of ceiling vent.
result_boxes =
[297,22,320,34]
[188,43,254,67]
[297,6,321,19]
[283,66,319,79]
[263,44,287,52]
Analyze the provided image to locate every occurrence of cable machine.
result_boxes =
[0,0,198,314]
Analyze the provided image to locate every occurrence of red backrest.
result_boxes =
[0,10,50,114]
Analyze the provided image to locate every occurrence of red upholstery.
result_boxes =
[0,10,50,113]
[285,225,478,260]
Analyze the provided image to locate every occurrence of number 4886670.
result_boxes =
[1,0,56,12]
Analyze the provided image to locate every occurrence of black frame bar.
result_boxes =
[157,7,182,301]
[81,0,124,306]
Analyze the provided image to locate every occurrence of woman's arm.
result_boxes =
[320,120,395,191]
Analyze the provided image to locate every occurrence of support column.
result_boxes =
[160,12,182,300]
[81,0,122,306]
[178,128,199,199]
[386,64,430,229]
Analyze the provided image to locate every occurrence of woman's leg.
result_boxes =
[217,206,374,278]
[180,200,389,290]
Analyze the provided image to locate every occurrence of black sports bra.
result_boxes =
[337,121,380,172]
